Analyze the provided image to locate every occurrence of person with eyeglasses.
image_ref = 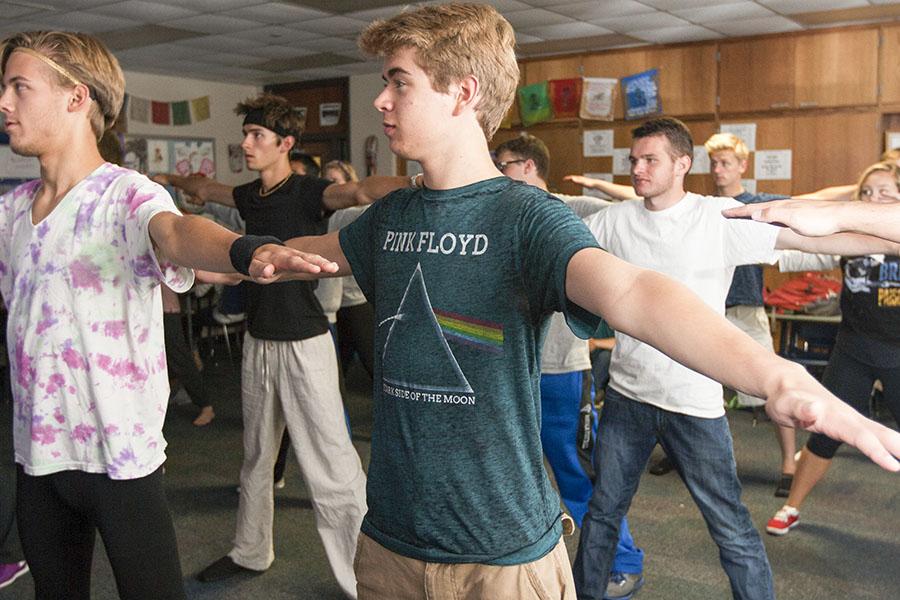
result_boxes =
[493,134,644,600]
[764,161,900,537]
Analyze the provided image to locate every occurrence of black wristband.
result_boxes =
[229,235,284,276]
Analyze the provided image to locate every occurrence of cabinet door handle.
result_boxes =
[769,102,790,108]
[798,101,818,108]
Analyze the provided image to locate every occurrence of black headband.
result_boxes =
[242,108,297,139]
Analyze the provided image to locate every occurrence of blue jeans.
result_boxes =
[540,373,643,575]
[573,388,773,600]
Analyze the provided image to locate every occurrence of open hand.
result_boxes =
[248,244,339,283]
[722,199,842,237]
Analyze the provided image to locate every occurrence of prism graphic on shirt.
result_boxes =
[380,263,482,406]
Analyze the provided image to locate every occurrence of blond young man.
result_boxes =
[265,4,900,599]
[0,32,326,600]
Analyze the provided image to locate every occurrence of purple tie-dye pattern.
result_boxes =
[14,339,36,389]
[60,343,89,371]
[35,302,58,335]
[69,257,103,293]
[46,373,65,396]
[133,252,159,280]
[3,166,185,480]
[96,354,148,386]
[71,423,96,444]
[31,418,58,446]
[102,321,127,339]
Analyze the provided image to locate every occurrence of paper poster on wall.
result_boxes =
[583,130,614,157]
[720,123,757,152]
[228,144,244,173]
[123,137,148,174]
[580,77,617,121]
[582,172,613,199]
[147,140,169,173]
[319,103,341,127]
[613,148,632,176]
[754,150,792,180]
[886,131,900,152]
[741,179,757,195]
[621,69,661,120]
[692,146,710,174]
[174,141,215,177]
[0,146,39,179]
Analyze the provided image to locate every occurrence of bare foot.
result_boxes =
[193,406,215,427]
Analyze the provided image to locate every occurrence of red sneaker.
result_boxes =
[766,505,800,535]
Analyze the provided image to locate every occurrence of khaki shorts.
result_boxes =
[354,532,575,600]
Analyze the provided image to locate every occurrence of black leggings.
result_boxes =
[807,339,900,459]
[336,302,375,378]
[16,465,185,600]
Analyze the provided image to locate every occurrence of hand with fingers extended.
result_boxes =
[722,198,846,237]
[764,367,900,472]
[248,244,339,284]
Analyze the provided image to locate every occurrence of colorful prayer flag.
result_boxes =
[548,78,582,119]
[171,101,190,125]
[517,81,553,127]
[151,101,170,125]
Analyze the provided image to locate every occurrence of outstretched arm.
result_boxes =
[724,198,900,243]
[152,173,236,207]
[565,247,900,470]
[322,175,411,211]
[794,184,856,202]
[149,213,338,283]
[563,175,636,201]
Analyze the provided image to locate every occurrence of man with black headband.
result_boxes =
[156,93,406,596]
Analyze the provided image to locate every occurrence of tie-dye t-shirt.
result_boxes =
[0,163,194,480]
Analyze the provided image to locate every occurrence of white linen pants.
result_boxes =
[725,305,775,408]
[229,332,367,599]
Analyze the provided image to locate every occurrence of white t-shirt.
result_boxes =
[313,206,370,321]
[0,164,194,479]
[540,194,612,374]
[584,193,779,418]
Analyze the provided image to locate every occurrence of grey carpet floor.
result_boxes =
[2,351,898,599]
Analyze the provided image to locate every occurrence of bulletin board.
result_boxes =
[122,134,216,178]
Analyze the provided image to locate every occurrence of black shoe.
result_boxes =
[196,556,263,583]
[774,474,793,498]
[648,456,674,476]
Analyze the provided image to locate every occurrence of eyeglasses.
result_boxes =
[495,159,526,172]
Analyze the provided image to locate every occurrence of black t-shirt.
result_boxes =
[233,174,332,341]
[839,255,900,351]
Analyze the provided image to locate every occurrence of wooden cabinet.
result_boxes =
[794,28,878,109]
[647,45,717,117]
[881,25,900,105]
[750,116,794,197]
[719,37,795,113]
[791,112,880,193]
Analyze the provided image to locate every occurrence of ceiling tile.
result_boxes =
[35,12,141,32]
[178,34,264,53]
[515,31,545,44]
[521,22,613,41]
[33,0,121,8]
[88,1,200,23]
[294,16,370,36]
[479,0,533,11]
[503,9,576,28]
[220,2,330,23]
[296,37,360,53]
[758,0,867,14]
[630,24,723,43]
[638,0,723,8]
[227,25,303,44]
[548,0,656,21]
[708,14,804,35]
[344,5,415,21]
[151,0,269,10]
[591,12,692,32]
[246,44,312,59]
[163,14,265,34]
[194,51,270,67]
[99,26,206,51]
[3,3,50,19]
[674,3,776,23]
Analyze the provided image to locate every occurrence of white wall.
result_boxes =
[349,72,396,179]
[123,71,259,187]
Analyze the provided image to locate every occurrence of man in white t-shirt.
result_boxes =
[494,134,644,600]
[573,117,900,600]
[0,31,327,599]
